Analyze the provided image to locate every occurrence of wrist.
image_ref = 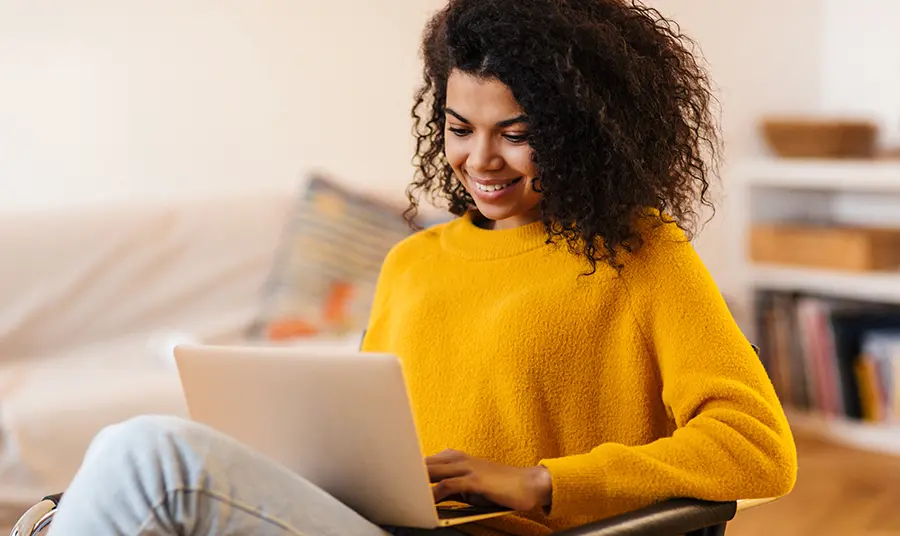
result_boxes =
[528,465,553,507]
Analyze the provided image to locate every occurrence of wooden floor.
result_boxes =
[727,434,900,536]
[3,433,899,535]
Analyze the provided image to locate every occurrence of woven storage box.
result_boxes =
[750,223,900,272]
[761,117,877,159]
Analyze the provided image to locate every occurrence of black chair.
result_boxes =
[11,492,776,535]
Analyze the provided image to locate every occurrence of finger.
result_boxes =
[432,476,474,503]
[427,461,471,482]
[426,449,467,464]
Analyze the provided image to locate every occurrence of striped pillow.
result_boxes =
[250,174,413,341]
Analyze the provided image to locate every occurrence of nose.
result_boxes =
[466,134,504,174]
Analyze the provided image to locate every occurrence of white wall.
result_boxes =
[0,0,444,212]
[820,0,900,149]
[4,1,897,281]
[645,0,825,294]
[648,0,825,161]
[0,0,830,217]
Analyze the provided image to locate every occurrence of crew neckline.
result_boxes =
[439,211,551,260]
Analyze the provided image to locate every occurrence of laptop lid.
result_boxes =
[172,344,441,528]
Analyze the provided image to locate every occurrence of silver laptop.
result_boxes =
[172,344,512,529]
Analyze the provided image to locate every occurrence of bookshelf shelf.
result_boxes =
[751,265,900,304]
[786,410,900,457]
[736,158,900,192]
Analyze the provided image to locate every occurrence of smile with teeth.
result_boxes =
[473,177,522,192]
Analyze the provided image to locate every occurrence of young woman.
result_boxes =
[47,0,797,535]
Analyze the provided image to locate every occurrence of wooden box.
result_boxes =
[749,223,900,272]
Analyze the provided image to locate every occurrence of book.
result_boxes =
[755,290,900,421]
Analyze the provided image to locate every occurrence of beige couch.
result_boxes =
[0,192,362,512]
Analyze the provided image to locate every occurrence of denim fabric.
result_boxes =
[48,415,463,536]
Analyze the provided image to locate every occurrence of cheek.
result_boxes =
[443,136,466,171]
[509,146,537,177]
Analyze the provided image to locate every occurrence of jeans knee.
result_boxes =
[88,415,203,461]
[98,413,189,441]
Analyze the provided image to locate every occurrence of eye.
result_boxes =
[503,133,530,144]
[448,126,471,137]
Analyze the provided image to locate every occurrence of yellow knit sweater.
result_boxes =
[361,211,797,536]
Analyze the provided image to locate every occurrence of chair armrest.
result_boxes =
[10,494,62,536]
[552,498,737,536]
[736,497,778,512]
[11,493,774,536]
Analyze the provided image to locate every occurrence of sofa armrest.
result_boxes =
[552,498,737,536]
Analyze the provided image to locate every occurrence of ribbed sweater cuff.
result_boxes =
[539,451,608,519]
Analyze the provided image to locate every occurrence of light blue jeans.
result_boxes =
[47,415,464,536]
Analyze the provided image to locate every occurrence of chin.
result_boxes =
[473,203,539,226]
[471,202,513,221]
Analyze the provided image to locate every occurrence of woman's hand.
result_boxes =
[426,449,553,512]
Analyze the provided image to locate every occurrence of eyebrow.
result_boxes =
[445,108,528,128]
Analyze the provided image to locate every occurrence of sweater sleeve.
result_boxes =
[360,234,417,353]
[360,246,400,354]
[538,222,798,520]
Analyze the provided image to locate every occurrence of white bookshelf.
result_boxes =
[751,264,900,304]
[730,157,900,456]
[735,158,900,192]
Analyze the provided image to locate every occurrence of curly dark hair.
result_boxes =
[405,0,720,273]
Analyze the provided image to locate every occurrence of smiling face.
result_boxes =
[443,70,542,230]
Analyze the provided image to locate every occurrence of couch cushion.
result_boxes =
[0,334,368,506]
[0,192,293,362]
[0,343,188,504]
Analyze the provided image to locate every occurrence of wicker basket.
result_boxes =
[760,117,878,158]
